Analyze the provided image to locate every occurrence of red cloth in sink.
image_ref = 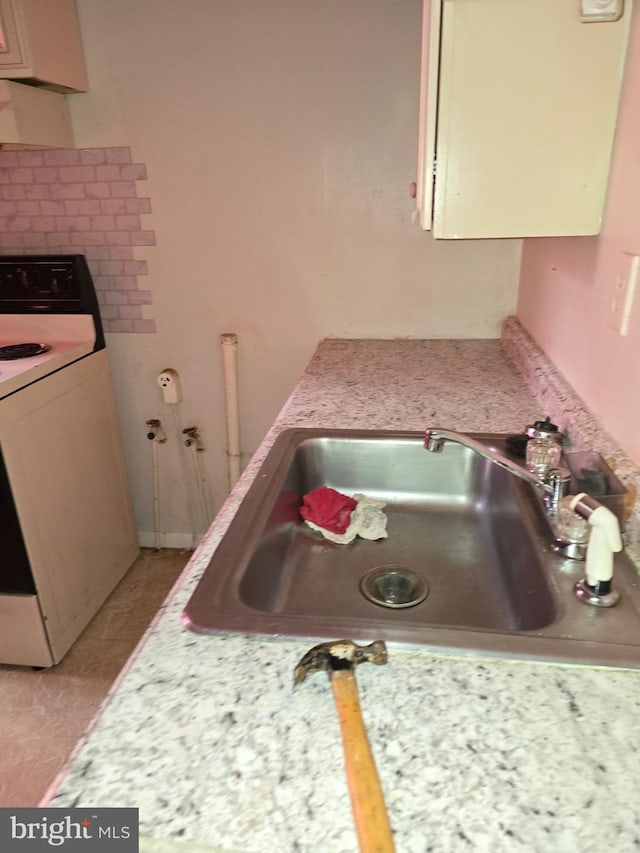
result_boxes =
[299,487,357,534]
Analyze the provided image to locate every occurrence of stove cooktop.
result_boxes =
[0,314,96,399]
[0,343,51,360]
[0,255,103,399]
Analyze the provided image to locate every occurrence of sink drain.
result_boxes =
[359,566,428,609]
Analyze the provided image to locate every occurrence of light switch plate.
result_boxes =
[609,253,639,336]
[580,0,624,22]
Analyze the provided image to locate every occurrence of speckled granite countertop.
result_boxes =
[44,322,640,853]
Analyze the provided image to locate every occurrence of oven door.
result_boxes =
[0,446,52,666]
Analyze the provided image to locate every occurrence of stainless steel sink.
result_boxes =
[183,429,640,668]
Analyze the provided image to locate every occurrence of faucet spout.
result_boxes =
[423,428,554,495]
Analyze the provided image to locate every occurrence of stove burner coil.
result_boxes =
[0,343,51,360]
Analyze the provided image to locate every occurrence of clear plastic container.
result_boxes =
[563,450,628,531]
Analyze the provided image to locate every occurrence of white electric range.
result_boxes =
[0,255,139,667]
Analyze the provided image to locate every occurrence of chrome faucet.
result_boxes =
[424,428,623,607]
[424,427,558,494]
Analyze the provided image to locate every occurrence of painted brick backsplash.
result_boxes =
[0,147,156,333]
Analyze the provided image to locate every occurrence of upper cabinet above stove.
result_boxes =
[0,79,74,147]
[416,0,632,239]
[0,0,87,148]
[0,0,87,92]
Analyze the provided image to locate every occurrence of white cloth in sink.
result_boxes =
[304,493,388,545]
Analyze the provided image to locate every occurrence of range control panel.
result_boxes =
[0,255,96,313]
[0,254,105,348]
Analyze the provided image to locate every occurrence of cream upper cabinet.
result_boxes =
[0,0,87,92]
[416,0,632,239]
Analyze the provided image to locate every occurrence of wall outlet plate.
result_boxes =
[609,253,639,336]
[157,368,182,404]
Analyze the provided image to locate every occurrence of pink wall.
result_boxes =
[0,147,155,333]
[517,4,640,465]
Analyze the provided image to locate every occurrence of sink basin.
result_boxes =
[184,429,640,668]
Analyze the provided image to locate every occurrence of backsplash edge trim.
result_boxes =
[502,314,640,565]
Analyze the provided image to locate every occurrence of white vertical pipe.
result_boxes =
[220,333,242,490]
[146,419,166,550]
[151,438,161,550]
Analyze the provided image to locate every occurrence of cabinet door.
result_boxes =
[0,0,87,92]
[418,0,632,239]
[0,0,23,66]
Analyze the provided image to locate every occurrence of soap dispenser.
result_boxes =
[525,436,561,479]
[525,416,562,443]
[523,416,564,479]
[506,416,563,460]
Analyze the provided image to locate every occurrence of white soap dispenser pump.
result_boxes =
[570,492,623,607]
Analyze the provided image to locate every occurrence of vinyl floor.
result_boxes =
[0,548,189,807]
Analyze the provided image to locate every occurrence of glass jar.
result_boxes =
[525,436,562,479]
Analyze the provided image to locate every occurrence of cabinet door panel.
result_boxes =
[431,0,631,239]
[0,0,23,66]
